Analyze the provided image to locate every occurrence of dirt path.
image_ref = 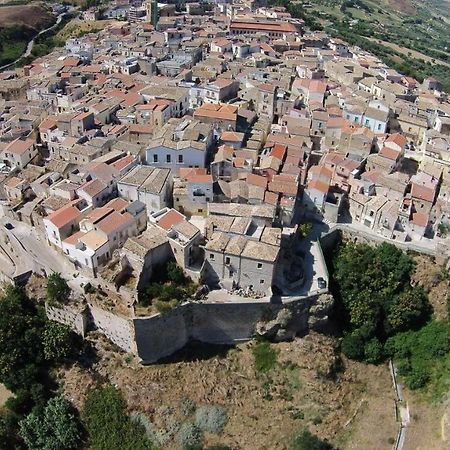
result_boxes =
[0,383,12,407]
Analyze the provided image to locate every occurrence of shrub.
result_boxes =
[19,395,82,450]
[290,429,335,450]
[42,321,74,362]
[83,385,155,450]
[154,299,179,314]
[252,340,278,373]
[195,405,228,434]
[47,273,71,305]
[180,397,197,417]
[364,338,383,364]
[341,332,364,360]
[175,422,203,449]
[167,261,186,284]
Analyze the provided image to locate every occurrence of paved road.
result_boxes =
[0,12,67,71]
[0,217,89,292]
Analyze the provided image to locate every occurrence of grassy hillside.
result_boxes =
[290,0,450,91]
[0,4,55,66]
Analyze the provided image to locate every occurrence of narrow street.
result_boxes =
[0,217,89,292]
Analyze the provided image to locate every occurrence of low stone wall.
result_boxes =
[320,225,439,258]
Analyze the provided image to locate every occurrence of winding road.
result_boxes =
[0,12,67,71]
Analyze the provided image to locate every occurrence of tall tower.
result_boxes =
[147,0,158,27]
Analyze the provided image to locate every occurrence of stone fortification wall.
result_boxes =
[47,292,333,364]
[46,304,89,336]
[133,294,331,364]
[87,304,136,353]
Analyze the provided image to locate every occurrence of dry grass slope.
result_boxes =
[0,4,54,30]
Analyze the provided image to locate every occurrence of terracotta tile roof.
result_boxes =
[247,173,268,189]
[308,165,333,181]
[105,197,129,212]
[308,179,329,194]
[264,190,279,205]
[188,174,213,183]
[4,138,35,156]
[97,211,133,235]
[379,146,401,161]
[39,116,58,131]
[271,143,287,160]
[110,154,136,172]
[230,20,297,34]
[47,205,81,228]
[411,183,435,203]
[5,176,23,188]
[157,209,185,231]
[194,103,238,121]
[221,131,244,142]
[179,168,207,180]
[79,179,107,197]
[411,212,428,227]
[386,133,407,149]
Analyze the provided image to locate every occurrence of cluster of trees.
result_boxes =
[385,321,450,390]
[332,241,450,394]
[333,243,431,363]
[0,280,81,449]
[142,261,196,313]
[0,25,35,66]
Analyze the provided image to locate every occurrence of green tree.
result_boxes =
[167,261,186,284]
[47,273,71,305]
[290,429,335,450]
[0,285,45,390]
[332,242,430,363]
[341,331,365,360]
[42,321,74,362]
[364,338,383,364]
[19,395,82,450]
[386,287,430,334]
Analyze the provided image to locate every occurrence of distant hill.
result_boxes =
[0,3,55,30]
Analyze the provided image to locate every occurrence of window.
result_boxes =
[153,154,158,163]
[178,154,183,163]
[377,124,382,130]
[225,257,230,264]
[257,263,263,269]
[166,154,171,163]
[210,253,215,260]
[260,279,265,284]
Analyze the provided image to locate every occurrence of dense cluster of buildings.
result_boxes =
[1,0,450,301]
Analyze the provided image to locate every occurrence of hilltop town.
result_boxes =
[0,0,450,362]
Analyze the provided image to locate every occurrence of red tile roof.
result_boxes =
[308,179,329,194]
[47,205,81,228]
[157,209,185,231]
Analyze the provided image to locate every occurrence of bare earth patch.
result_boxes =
[411,255,449,321]
[0,383,12,408]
